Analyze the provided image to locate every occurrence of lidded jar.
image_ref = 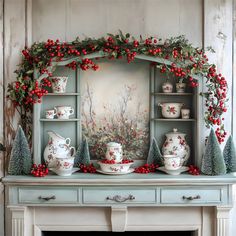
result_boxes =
[105,142,123,163]
[162,128,190,166]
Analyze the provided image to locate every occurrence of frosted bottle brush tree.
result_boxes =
[201,128,226,176]
[147,137,163,166]
[223,135,236,173]
[74,138,91,166]
[8,125,32,175]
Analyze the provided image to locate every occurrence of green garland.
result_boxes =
[7,31,228,142]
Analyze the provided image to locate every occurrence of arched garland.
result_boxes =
[7,32,227,143]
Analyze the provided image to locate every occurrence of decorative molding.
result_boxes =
[216,206,232,236]
[111,206,127,232]
[8,206,26,236]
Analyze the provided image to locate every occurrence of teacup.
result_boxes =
[181,108,190,119]
[55,157,75,176]
[163,155,181,170]
[45,109,56,119]
[54,106,74,119]
[51,76,68,93]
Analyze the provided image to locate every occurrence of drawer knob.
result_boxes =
[38,195,56,201]
[182,195,201,200]
[106,194,135,203]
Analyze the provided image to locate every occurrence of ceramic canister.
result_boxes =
[162,128,190,166]
[105,142,123,163]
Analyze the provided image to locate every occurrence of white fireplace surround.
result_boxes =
[3,174,236,236]
[9,205,216,235]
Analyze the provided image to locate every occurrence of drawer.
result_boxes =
[83,188,157,204]
[18,188,78,204]
[161,188,223,204]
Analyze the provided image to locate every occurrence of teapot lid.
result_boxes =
[107,142,121,147]
[166,128,186,136]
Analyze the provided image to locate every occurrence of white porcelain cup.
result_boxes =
[45,109,56,119]
[54,106,74,119]
[181,109,190,119]
[50,76,68,93]
[176,82,186,93]
[55,157,75,176]
[163,155,181,170]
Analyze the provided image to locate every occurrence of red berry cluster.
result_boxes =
[170,63,186,78]
[31,164,49,177]
[79,163,96,173]
[80,58,99,71]
[100,159,116,164]
[204,66,228,143]
[188,165,200,175]
[100,159,134,164]
[121,159,134,164]
[134,163,159,174]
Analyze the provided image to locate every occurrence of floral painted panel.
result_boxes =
[81,59,149,160]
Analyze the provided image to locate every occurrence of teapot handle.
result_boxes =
[65,138,71,145]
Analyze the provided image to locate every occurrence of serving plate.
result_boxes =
[96,168,135,175]
[157,166,189,175]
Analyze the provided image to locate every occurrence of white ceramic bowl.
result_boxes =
[98,161,133,173]
[158,102,184,119]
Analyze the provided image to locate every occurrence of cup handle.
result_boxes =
[70,146,75,157]
[65,138,71,145]
[70,108,74,115]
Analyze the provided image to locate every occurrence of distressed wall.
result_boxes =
[0,0,235,235]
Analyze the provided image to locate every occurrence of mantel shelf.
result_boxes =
[40,118,80,122]
[152,118,196,122]
[45,93,80,96]
[151,92,193,96]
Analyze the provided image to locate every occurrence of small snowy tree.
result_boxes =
[8,126,32,175]
[74,138,90,166]
[201,128,226,175]
[223,135,236,173]
[147,137,163,166]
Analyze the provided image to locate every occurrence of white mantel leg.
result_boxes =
[8,206,27,236]
[216,206,232,236]
[111,206,127,232]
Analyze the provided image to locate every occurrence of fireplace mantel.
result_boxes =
[3,173,236,236]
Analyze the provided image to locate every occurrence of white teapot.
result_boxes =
[105,142,123,163]
[162,128,190,166]
[44,131,75,168]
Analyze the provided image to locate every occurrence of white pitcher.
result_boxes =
[44,131,75,168]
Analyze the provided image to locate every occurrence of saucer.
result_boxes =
[96,168,135,175]
[157,166,189,175]
[49,167,80,176]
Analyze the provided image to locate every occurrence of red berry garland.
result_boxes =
[8,32,228,143]
[31,164,49,177]
[134,163,159,174]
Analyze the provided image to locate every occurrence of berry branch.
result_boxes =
[7,32,228,142]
